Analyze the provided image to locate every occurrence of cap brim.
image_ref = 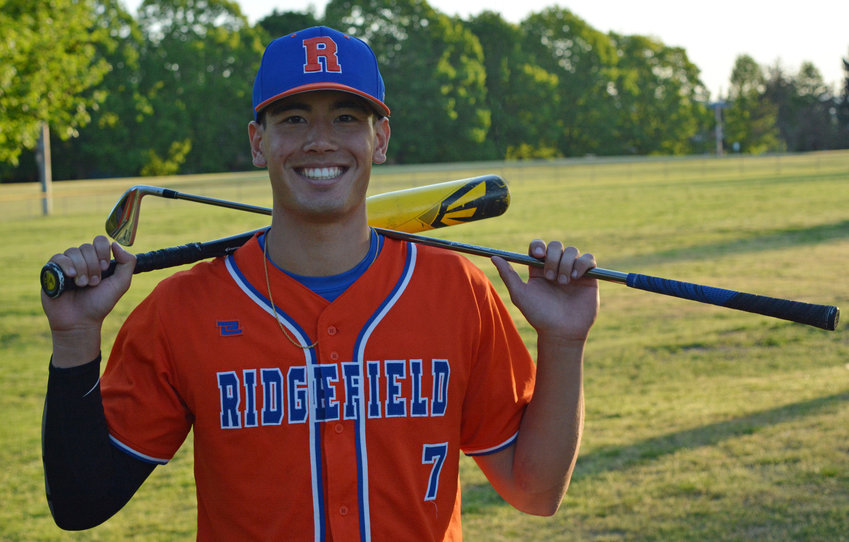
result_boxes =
[254,83,390,117]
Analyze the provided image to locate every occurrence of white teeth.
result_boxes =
[301,167,343,180]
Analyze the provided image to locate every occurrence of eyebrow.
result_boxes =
[267,98,371,116]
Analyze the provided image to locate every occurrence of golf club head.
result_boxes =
[105,185,158,246]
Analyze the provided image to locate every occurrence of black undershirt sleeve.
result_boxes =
[42,355,156,530]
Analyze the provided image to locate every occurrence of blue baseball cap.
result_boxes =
[252,26,390,119]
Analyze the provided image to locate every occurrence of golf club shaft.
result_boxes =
[41,228,839,331]
[159,188,273,214]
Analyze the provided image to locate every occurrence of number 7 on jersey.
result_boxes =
[422,443,449,501]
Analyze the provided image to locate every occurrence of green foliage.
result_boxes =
[140,138,192,176]
[838,56,849,147]
[256,8,320,41]
[49,0,152,179]
[134,0,265,174]
[504,142,560,160]
[520,7,621,156]
[765,61,837,152]
[725,55,784,154]
[608,33,712,155]
[0,0,112,165]
[467,12,562,160]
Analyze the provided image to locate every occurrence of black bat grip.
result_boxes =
[134,242,205,272]
[41,230,259,299]
[40,242,206,299]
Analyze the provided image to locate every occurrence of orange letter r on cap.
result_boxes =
[303,37,342,73]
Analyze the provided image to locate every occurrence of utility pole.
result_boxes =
[36,121,53,216]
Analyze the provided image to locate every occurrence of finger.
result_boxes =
[527,239,547,279]
[542,240,565,282]
[572,253,597,280]
[92,236,112,271]
[553,244,580,285]
[110,242,137,282]
[49,253,77,279]
[557,246,581,283]
[78,243,105,286]
[491,256,523,294]
[528,238,547,260]
[63,246,94,287]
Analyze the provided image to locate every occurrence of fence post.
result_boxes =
[36,122,53,216]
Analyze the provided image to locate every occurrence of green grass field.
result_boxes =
[2,152,847,540]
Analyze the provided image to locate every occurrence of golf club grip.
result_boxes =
[41,230,259,298]
[626,273,839,331]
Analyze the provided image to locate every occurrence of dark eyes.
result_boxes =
[277,112,362,125]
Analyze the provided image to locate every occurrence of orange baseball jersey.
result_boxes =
[101,232,535,541]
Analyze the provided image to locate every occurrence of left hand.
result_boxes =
[492,239,599,342]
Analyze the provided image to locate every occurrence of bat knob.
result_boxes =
[40,262,66,299]
[828,306,840,331]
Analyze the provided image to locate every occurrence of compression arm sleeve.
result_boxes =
[42,355,156,530]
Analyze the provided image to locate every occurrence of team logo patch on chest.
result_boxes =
[217,320,243,336]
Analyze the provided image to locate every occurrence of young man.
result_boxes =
[41,26,599,540]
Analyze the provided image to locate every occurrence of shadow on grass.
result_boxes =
[461,390,849,513]
[608,219,849,270]
[574,389,849,481]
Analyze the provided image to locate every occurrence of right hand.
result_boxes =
[41,236,136,367]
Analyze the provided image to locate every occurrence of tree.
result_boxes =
[0,0,112,168]
[133,0,265,174]
[466,11,561,160]
[256,8,321,41]
[49,0,150,179]
[607,33,711,155]
[838,54,849,148]
[518,8,621,157]
[325,0,490,164]
[765,62,835,151]
[724,55,783,154]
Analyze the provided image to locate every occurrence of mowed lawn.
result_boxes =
[1,151,847,540]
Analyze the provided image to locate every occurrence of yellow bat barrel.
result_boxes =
[366,175,510,233]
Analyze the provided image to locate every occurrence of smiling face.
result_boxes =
[249,90,390,225]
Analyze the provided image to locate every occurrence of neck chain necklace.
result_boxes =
[263,232,318,350]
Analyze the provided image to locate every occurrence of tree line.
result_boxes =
[2,0,848,182]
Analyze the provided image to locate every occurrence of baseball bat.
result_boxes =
[41,175,510,298]
[41,226,840,330]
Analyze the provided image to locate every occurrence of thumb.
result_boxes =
[111,242,137,281]
[491,256,523,293]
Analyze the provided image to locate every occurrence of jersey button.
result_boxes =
[327,326,338,336]
[334,423,344,433]
[339,505,349,516]
[330,351,339,361]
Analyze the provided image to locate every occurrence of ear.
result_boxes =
[248,120,267,168]
[372,117,391,164]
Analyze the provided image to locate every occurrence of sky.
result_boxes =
[123,0,849,99]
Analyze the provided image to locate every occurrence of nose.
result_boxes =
[302,120,337,153]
